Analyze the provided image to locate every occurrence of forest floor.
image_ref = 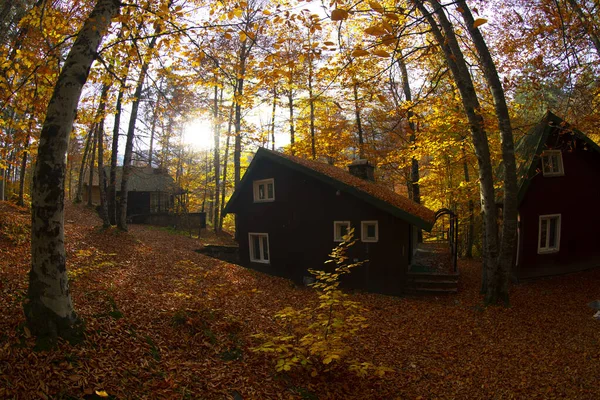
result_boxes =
[1,201,600,399]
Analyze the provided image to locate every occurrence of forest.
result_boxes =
[1,0,599,398]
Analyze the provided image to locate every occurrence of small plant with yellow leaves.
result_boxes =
[252,228,392,377]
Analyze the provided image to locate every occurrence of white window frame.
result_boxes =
[248,233,270,264]
[253,178,275,202]
[538,214,561,254]
[333,221,351,242]
[361,220,379,243]
[541,150,564,177]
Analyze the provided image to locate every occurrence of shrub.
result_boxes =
[252,228,392,377]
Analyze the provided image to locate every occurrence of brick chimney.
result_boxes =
[348,159,375,182]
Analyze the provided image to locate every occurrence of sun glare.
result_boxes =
[184,119,213,150]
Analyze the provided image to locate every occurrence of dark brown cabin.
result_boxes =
[224,148,436,296]
[513,112,600,279]
[83,166,184,217]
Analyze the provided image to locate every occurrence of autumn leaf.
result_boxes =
[472,18,487,28]
[372,49,390,57]
[331,9,349,21]
[95,390,109,398]
[364,26,387,36]
[351,49,370,57]
[369,1,384,13]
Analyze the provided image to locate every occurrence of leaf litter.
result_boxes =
[0,201,599,399]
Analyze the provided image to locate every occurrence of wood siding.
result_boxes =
[517,135,600,278]
[233,157,411,295]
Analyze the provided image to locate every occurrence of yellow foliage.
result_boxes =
[252,229,392,378]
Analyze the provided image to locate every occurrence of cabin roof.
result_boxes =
[88,166,184,194]
[513,111,600,203]
[225,147,436,231]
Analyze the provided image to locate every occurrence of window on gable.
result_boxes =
[249,233,270,263]
[253,179,275,202]
[541,150,564,177]
[538,214,561,254]
[361,221,379,242]
[333,221,351,242]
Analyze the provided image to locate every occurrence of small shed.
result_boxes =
[224,148,437,296]
[83,166,185,217]
[513,112,600,278]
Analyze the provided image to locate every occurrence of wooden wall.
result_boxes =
[233,157,411,295]
[517,135,600,278]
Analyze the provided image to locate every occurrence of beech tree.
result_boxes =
[24,0,121,341]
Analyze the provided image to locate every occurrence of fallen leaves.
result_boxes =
[0,201,599,398]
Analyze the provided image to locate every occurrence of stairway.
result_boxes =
[405,271,460,295]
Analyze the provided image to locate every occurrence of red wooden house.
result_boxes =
[513,112,600,279]
[224,148,438,296]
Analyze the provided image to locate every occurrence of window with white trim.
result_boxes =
[541,150,564,177]
[538,214,561,254]
[249,233,270,263]
[333,221,351,242]
[253,179,275,202]
[361,221,379,242]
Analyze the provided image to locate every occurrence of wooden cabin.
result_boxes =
[513,112,600,279]
[224,148,436,296]
[83,166,184,217]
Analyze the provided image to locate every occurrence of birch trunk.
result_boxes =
[25,0,120,341]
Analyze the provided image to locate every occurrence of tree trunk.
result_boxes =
[234,40,248,189]
[353,82,364,159]
[17,133,30,206]
[270,86,277,151]
[75,124,94,203]
[219,103,234,231]
[87,127,97,207]
[118,33,160,231]
[96,84,111,227]
[108,63,128,225]
[415,0,500,294]
[457,0,518,305]
[398,55,421,205]
[287,91,295,155]
[213,85,221,232]
[462,146,475,258]
[308,51,316,160]
[25,0,121,342]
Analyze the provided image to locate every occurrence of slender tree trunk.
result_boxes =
[308,56,316,160]
[287,91,295,155]
[398,55,421,205]
[457,0,518,305]
[76,124,94,203]
[25,0,121,341]
[462,146,474,258]
[353,82,364,158]
[270,86,277,151]
[219,103,234,231]
[96,84,111,227]
[147,81,161,167]
[17,133,30,206]
[234,40,248,189]
[118,33,160,231]
[213,85,221,232]
[87,127,97,207]
[108,64,128,225]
